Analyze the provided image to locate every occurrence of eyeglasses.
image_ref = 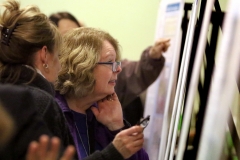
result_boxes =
[97,62,121,72]
[137,115,150,129]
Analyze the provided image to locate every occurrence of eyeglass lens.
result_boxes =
[113,62,121,72]
[141,120,149,128]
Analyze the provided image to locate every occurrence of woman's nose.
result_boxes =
[115,65,122,73]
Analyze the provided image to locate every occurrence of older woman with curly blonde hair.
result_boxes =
[55,27,149,160]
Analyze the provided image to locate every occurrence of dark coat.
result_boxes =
[0,84,53,159]
[0,66,75,159]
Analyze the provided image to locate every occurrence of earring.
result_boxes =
[43,63,48,69]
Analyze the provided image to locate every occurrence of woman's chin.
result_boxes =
[105,89,115,96]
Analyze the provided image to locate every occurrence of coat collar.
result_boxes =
[0,65,55,96]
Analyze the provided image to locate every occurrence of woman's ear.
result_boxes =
[39,46,48,71]
[38,46,50,71]
[39,46,48,64]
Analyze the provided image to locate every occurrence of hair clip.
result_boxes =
[0,23,18,46]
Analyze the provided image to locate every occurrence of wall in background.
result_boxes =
[0,0,160,60]
[0,0,228,60]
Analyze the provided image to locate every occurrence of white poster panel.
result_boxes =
[144,0,184,160]
[196,0,240,159]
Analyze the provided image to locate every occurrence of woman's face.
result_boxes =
[93,40,121,97]
[58,19,79,35]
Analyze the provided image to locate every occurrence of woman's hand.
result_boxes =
[91,93,124,131]
[149,38,170,59]
[26,135,75,160]
[112,126,144,159]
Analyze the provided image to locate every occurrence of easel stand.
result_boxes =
[173,0,240,159]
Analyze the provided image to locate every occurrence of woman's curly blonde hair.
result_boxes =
[55,27,121,98]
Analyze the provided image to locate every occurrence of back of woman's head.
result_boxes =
[0,0,61,83]
[55,27,120,98]
[49,11,81,27]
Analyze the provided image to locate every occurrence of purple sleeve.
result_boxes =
[127,148,149,160]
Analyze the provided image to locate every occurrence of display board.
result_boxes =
[196,0,240,159]
[144,0,184,159]
[165,1,201,160]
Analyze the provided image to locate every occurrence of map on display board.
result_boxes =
[143,0,184,160]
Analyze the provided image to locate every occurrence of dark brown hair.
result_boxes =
[49,12,81,27]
